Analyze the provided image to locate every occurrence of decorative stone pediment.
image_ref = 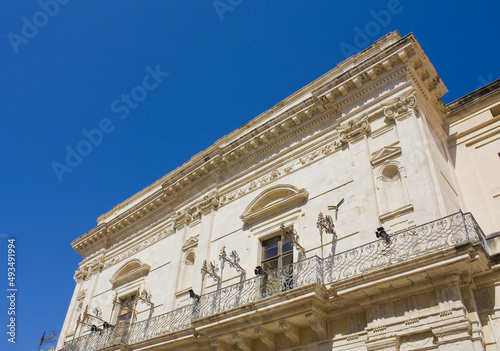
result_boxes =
[240,185,308,225]
[110,259,150,287]
[336,114,370,147]
[77,289,87,300]
[370,146,402,166]
[382,90,417,120]
[182,236,199,252]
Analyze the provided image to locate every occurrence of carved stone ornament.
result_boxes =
[198,193,220,214]
[104,228,171,269]
[400,332,436,350]
[174,193,220,229]
[110,259,151,287]
[370,146,402,167]
[279,320,300,346]
[240,185,309,225]
[182,236,199,252]
[335,114,370,147]
[74,256,105,282]
[255,327,275,351]
[74,266,90,282]
[77,289,87,300]
[382,90,417,119]
[174,208,193,229]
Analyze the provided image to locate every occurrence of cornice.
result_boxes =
[446,78,500,114]
[72,191,173,256]
[73,32,446,259]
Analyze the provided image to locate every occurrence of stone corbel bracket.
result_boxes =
[305,312,327,339]
[255,327,275,351]
[210,338,229,351]
[279,320,300,346]
[232,333,252,351]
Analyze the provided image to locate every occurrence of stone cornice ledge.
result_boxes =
[334,251,484,299]
[192,284,327,331]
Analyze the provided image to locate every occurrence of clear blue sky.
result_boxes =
[1,1,499,350]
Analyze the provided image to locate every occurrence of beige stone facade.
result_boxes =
[57,32,500,351]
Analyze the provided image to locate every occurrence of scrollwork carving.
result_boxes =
[336,114,370,147]
[383,91,417,119]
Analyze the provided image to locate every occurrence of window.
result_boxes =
[261,234,293,271]
[117,295,136,325]
[114,295,136,340]
[261,228,294,293]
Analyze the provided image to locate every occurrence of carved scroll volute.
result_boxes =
[383,91,417,120]
[335,114,370,148]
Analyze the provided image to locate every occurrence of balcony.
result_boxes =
[61,212,488,351]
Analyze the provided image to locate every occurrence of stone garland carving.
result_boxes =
[219,116,369,207]
[382,90,417,119]
[220,144,332,206]
[75,227,175,281]
[103,228,173,270]
[400,332,436,350]
[94,205,176,258]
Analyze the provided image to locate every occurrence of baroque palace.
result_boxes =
[58,32,500,351]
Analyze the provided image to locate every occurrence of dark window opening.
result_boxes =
[261,229,294,293]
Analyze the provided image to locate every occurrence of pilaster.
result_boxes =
[383,90,441,222]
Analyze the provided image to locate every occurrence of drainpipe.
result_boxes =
[489,314,500,351]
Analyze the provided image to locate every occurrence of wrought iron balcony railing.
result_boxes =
[61,325,124,351]
[195,255,323,320]
[324,211,487,284]
[61,211,487,351]
[126,304,192,344]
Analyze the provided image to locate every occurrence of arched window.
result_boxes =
[109,260,150,329]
